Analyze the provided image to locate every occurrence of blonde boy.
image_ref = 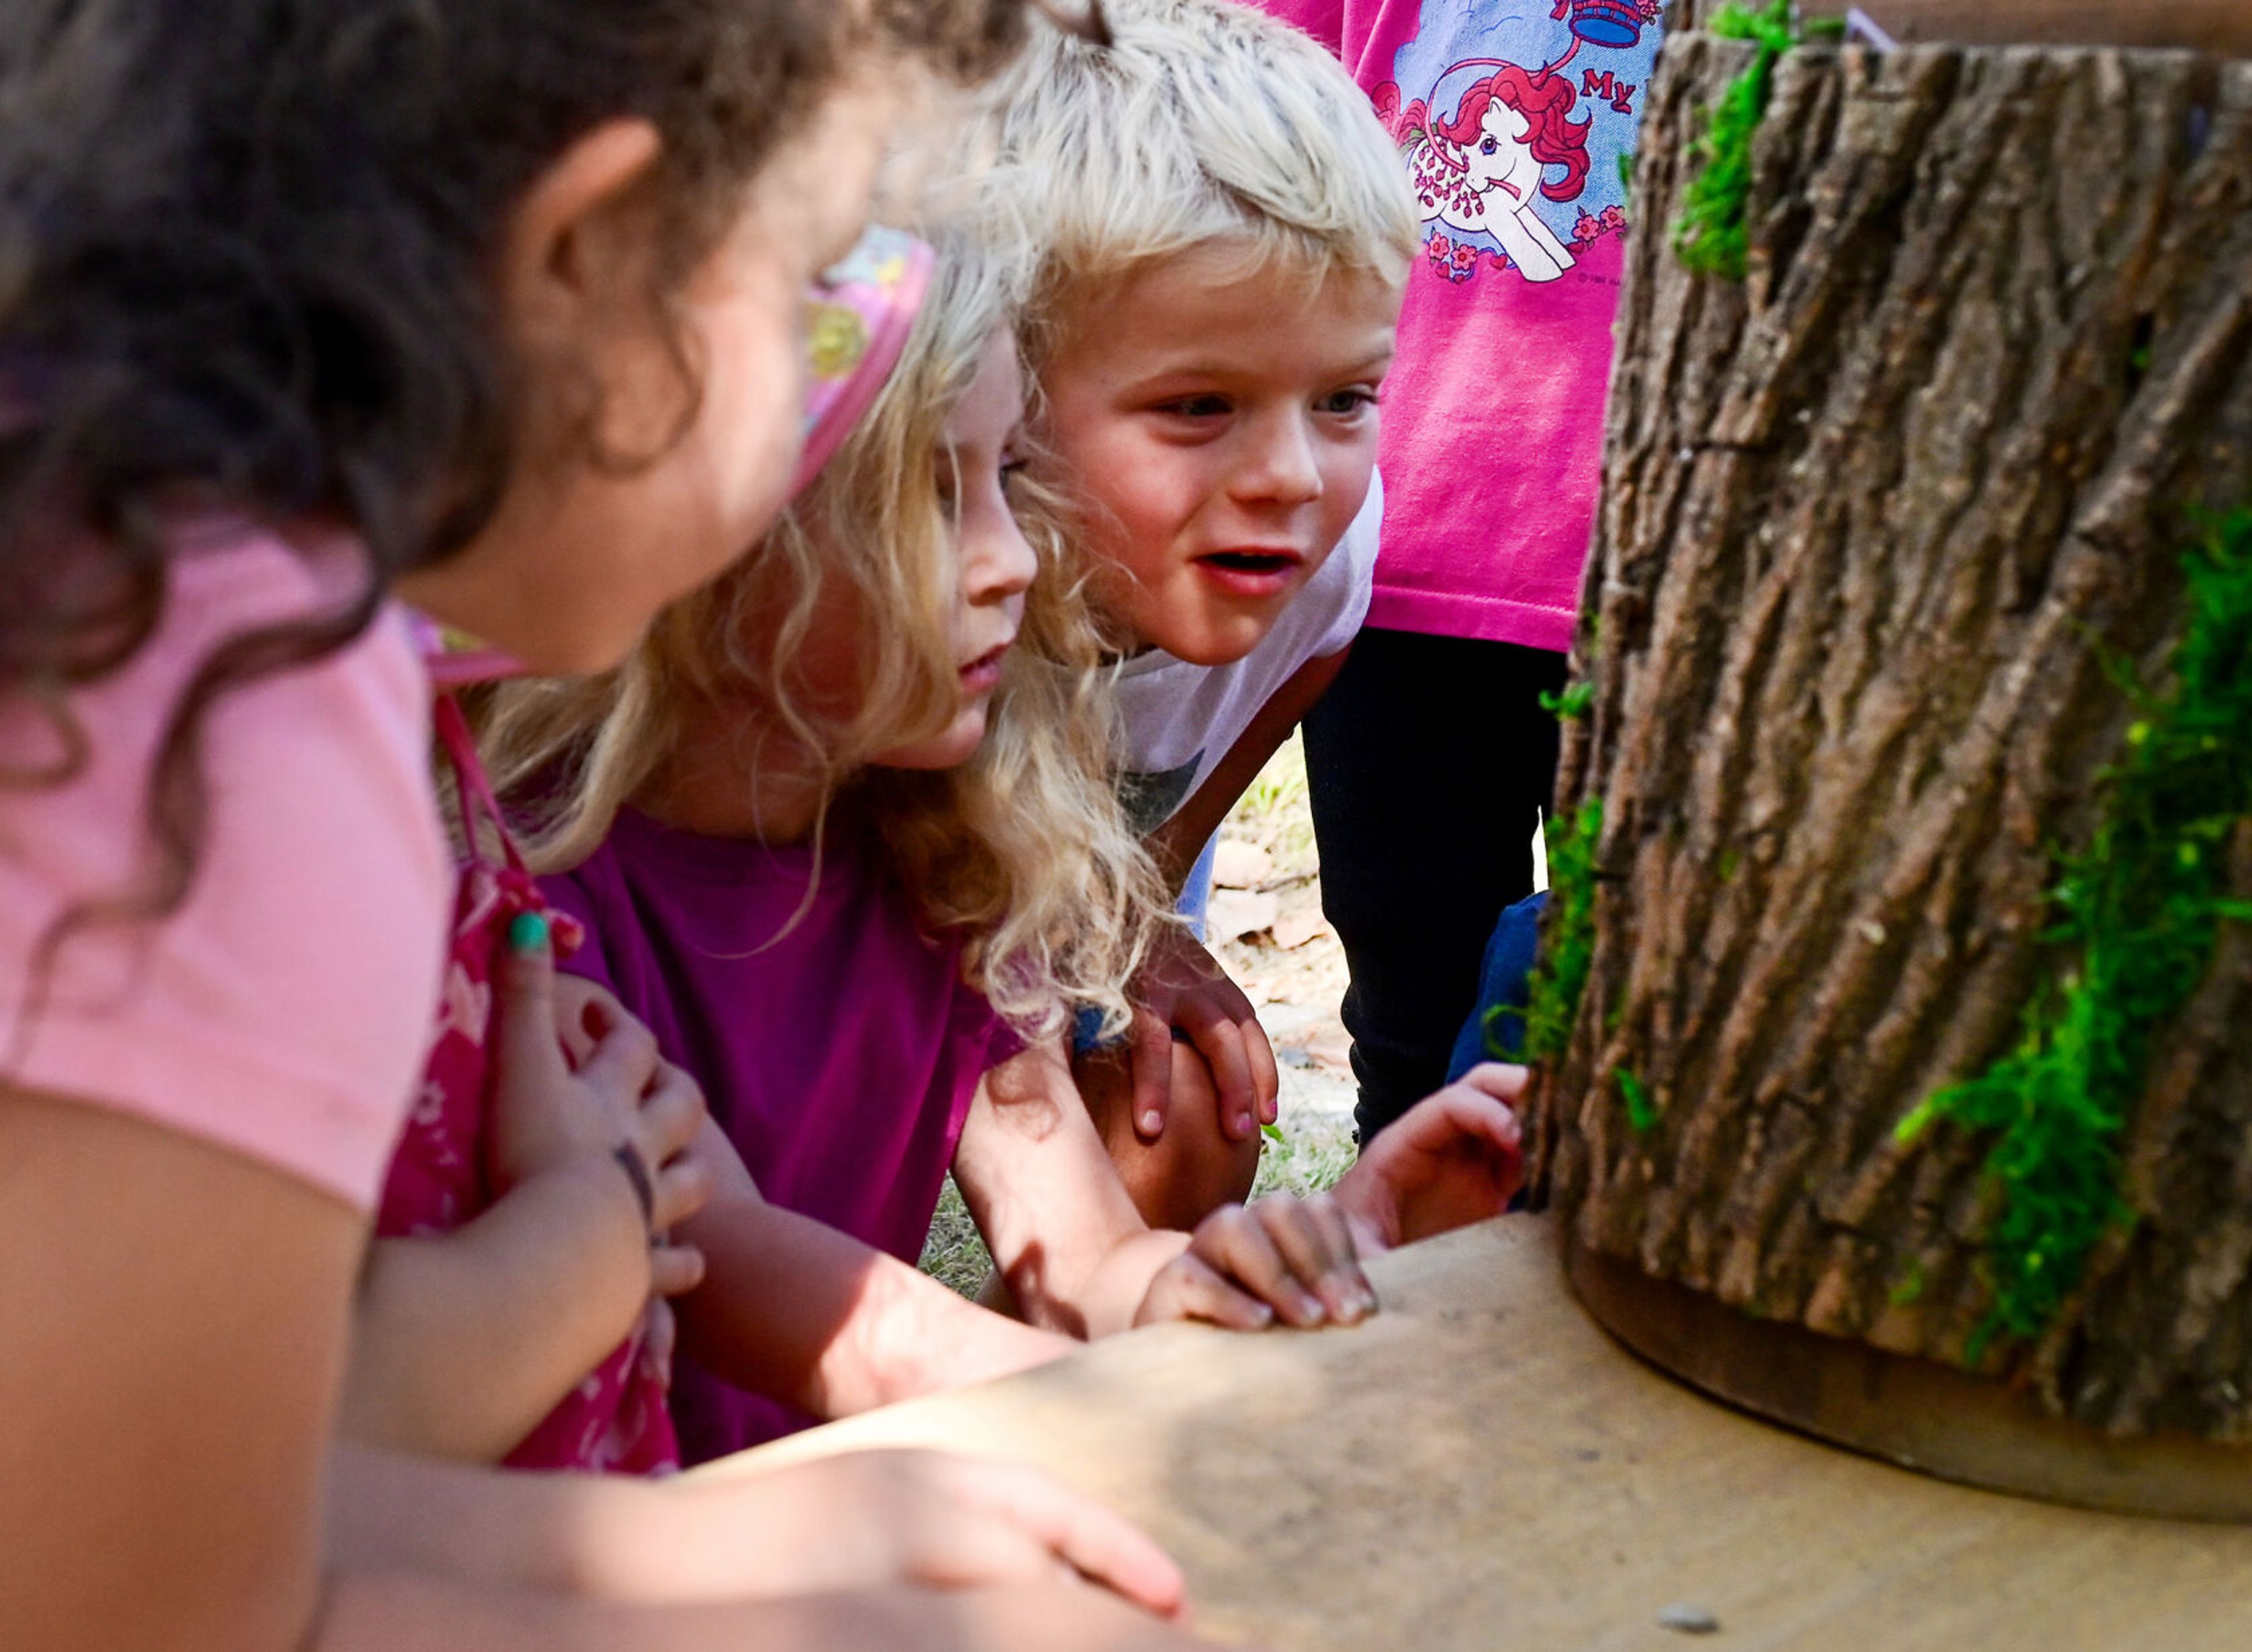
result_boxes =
[990,0,1418,1218]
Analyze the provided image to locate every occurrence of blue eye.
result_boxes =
[1480,137,1498,155]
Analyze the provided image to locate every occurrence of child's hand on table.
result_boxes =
[1331,1063,1527,1253]
[487,917,714,1297]
[1133,1193,1376,1331]
[1130,1064,1527,1331]
[650,1449,1187,1618]
[1120,927,1277,1144]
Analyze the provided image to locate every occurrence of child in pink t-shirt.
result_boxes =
[0,4,1216,1648]
[484,230,1533,1459]
[1248,0,1668,1144]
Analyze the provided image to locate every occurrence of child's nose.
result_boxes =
[964,508,1037,605]
[1231,411,1324,507]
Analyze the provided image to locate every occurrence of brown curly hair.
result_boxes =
[0,0,1037,993]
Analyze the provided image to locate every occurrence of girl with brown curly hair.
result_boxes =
[0,2,1214,1648]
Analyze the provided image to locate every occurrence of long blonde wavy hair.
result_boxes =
[479,230,1166,1039]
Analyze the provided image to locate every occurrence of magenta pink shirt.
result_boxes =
[1258,0,1666,652]
[541,812,1016,1463]
[0,524,448,1207]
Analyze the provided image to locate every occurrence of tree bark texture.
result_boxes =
[1531,34,2252,1438]
[1802,1,2252,56]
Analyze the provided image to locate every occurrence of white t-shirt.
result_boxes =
[1113,474,1380,832]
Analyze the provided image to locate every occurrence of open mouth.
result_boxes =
[1196,550,1300,576]
[959,642,1011,691]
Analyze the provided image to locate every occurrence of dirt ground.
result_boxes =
[1202,731,1354,1084]
[1200,732,1364,1195]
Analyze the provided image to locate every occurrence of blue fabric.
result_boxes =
[1446,892,1547,1083]
[1176,833,1217,942]
[1072,835,1219,1054]
[1071,1003,1113,1054]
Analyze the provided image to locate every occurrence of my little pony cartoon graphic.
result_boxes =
[1378,53,1592,283]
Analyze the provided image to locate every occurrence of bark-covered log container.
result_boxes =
[1532,26,2252,1514]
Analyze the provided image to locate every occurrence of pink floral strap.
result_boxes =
[430,690,526,876]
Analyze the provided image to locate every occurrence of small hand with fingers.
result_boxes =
[1133,1192,1376,1332]
[662,1449,1188,1617]
[1122,928,1277,1145]
[1332,1063,1527,1254]
[488,912,713,1296]
[1132,1064,1529,1332]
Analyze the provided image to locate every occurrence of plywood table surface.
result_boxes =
[711,1219,2252,1649]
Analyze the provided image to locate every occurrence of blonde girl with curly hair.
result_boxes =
[483,226,1520,1464]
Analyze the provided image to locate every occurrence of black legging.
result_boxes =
[1303,627,1566,1145]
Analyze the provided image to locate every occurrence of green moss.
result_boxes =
[1888,1257,1927,1308]
[1897,510,2252,1358]
[1522,797,1605,1064]
[1617,1067,1658,1134]
[1671,0,1799,281]
[1540,680,1596,721]
[1480,1002,1519,1061]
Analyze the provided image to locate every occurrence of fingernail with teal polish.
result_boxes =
[508,911,551,953]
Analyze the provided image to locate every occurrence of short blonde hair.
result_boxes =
[983,0,1417,337]
[481,232,1167,1037]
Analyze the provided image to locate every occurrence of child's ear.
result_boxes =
[496,118,667,358]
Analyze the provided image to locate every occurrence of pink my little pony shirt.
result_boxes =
[1257,0,1666,653]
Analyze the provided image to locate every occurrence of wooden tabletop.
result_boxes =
[712,1218,2252,1648]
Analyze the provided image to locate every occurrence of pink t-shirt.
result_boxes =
[1258,0,1667,652]
[0,523,448,1208]
[542,811,1017,1464]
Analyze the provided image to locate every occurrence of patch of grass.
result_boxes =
[1897,510,2252,1357]
[1251,1112,1358,1202]
[917,1175,995,1297]
[1225,730,1316,868]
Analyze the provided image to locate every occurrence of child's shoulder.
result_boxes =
[0,517,446,1210]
